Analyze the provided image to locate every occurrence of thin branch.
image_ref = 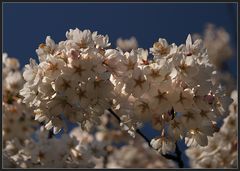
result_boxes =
[103,154,108,168]
[136,129,151,147]
[48,129,54,139]
[107,108,184,168]
[175,142,184,168]
[108,108,121,122]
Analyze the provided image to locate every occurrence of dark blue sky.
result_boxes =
[3,3,237,79]
[3,3,238,168]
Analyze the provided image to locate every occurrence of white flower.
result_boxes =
[116,37,138,52]
[229,90,237,114]
[86,78,114,99]
[185,34,204,55]
[150,38,170,57]
[46,95,74,117]
[33,109,49,123]
[135,48,148,64]
[144,59,171,83]
[68,58,92,81]
[67,28,94,49]
[103,49,124,76]
[133,97,152,121]
[191,64,215,95]
[5,71,23,90]
[2,53,8,64]
[23,59,39,82]
[43,55,66,81]
[125,68,149,97]
[92,32,111,48]
[150,38,177,60]
[173,53,199,78]
[4,57,20,70]
[67,83,89,108]
[150,137,176,155]
[121,50,138,74]
[168,87,195,113]
[180,108,201,129]
[148,87,171,114]
[19,84,41,107]
[36,36,57,62]
[22,59,44,90]
[38,82,55,100]
[54,73,77,97]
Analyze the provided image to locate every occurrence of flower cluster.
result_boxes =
[4,25,236,169]
[3,53,23,97]
[2,54,108,169]
[78,111,177,168]
[2,54,38,144]
[3,98,38,143]
[3,127,96,168]
[106,142,176,168]
[20,29,114,133]
[20,28,232,156]
[3,22,237,168]
[108,34,232,154]
[185,90,237,168]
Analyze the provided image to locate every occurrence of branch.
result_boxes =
[107,108,184,168]
[175,142,184,168]
[108,108,121,122]
[48,129,54,139]
[103,154,108,168]
[136,129,151,147]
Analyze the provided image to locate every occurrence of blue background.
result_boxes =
[3,3,238,168]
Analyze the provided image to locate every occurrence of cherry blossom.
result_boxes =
[3,24,235,168]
